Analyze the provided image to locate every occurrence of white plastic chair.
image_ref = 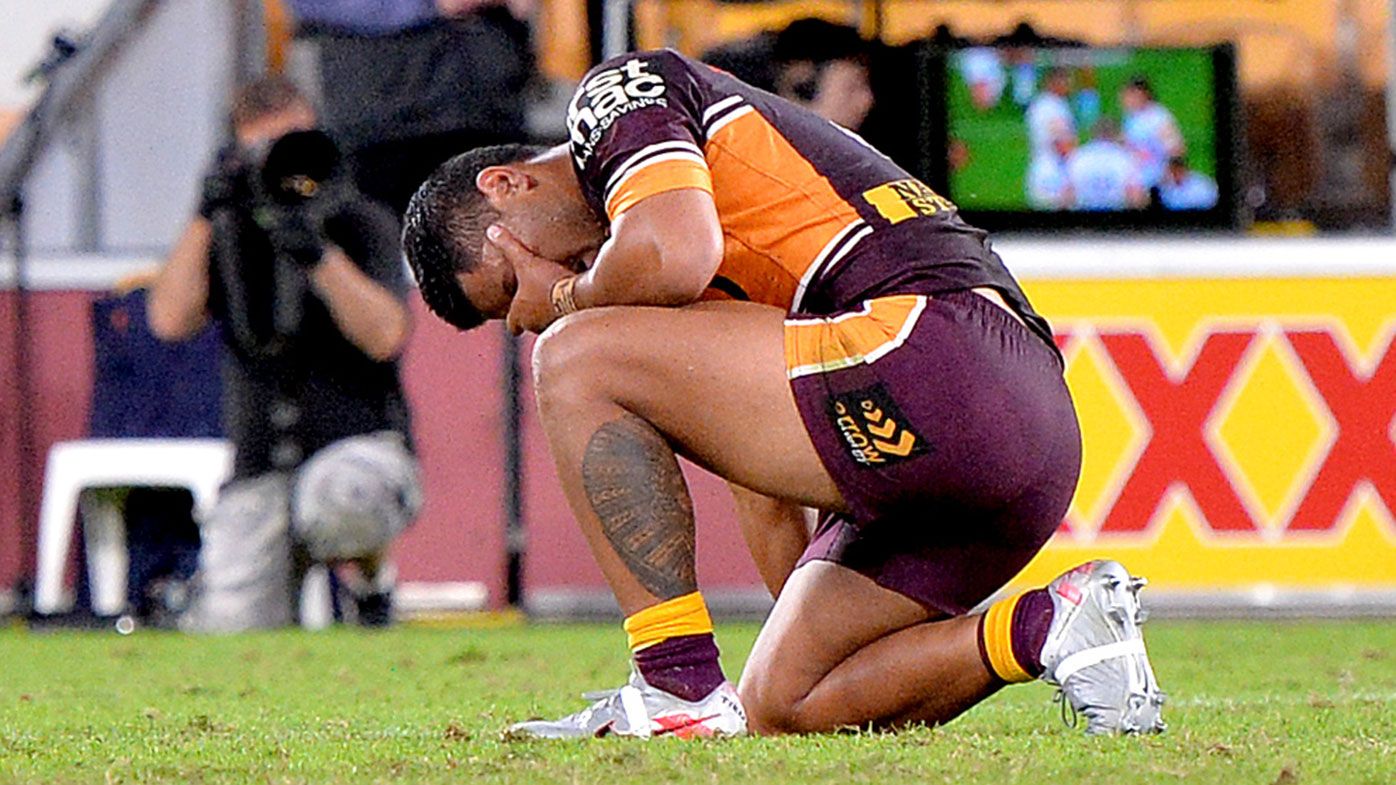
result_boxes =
[33,438,234,615]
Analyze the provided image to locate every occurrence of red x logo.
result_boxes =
[1052,328,1077,355]
[1284,329,1396,533]
[1097,329,1259,533]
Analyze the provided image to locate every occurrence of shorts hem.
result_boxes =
[794,552,963,618]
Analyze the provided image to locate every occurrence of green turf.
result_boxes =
[947,48,1219,210]
[1,619,1393,784]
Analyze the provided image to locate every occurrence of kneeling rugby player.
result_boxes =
[403,49,1166,737]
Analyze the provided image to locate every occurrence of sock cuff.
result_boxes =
[981,591,1035,684]
[624,592,714,652]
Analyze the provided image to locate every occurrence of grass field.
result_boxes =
[2,619,1394,784]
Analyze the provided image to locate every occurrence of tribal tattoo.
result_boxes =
[581,413,697,600]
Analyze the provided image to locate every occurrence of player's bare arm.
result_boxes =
[571,188,723,309]
[490,186,722,335]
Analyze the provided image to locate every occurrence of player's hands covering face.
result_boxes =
[487,224,574,335]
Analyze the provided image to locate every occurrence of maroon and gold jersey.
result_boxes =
[567,49,1054,347]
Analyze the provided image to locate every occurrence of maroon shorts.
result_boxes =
[785,289,1081,616]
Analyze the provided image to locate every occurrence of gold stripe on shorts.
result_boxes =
[783,295,927,379]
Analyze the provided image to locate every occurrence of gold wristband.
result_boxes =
[550,275,580,316]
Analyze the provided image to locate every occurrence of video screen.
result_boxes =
[946,47,1222,214]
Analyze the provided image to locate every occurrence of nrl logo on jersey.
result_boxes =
[569,58,669,165]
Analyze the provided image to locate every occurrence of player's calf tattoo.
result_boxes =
[581,413,697,600]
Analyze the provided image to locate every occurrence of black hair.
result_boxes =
[773,19,867,66]
[401,143,548,331]
[1125,75,1155,99]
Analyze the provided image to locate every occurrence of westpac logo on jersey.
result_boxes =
[569,58,669,165]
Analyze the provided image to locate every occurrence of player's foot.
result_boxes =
[353,590,393,627]
[506,669,747,739]
[1038,560,1166,735]
[344,560,395,627]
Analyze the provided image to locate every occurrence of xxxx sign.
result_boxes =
[1008,276,1396,591]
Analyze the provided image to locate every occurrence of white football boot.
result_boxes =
[1038,560,1167,735]
[507,669,747,740]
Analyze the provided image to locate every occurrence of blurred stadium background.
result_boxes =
[1,0,1394,625]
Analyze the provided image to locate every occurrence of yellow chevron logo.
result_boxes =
[867,418,898,439]
[874,431,917,457]
[830,383,926,466]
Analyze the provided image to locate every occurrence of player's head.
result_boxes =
[402,144,605,330]
[1044,68,1072,96]
[230,76,317,149]
[1121,76,1154,111]
[772,19,874,129]
[1166,155,1189,182]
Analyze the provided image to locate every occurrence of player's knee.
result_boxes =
[530,310,617,414]
[738,671,810,736]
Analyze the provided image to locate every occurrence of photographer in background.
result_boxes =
[148,77,421,631]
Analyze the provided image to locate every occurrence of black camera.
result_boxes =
[203,129,346,221]
[251,129,346,208]
[247,129,353,271]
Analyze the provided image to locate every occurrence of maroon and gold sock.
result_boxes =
[624,593,726,702]
[977,588,1055,683]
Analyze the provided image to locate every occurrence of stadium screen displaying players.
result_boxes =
[947,46,1229,221]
